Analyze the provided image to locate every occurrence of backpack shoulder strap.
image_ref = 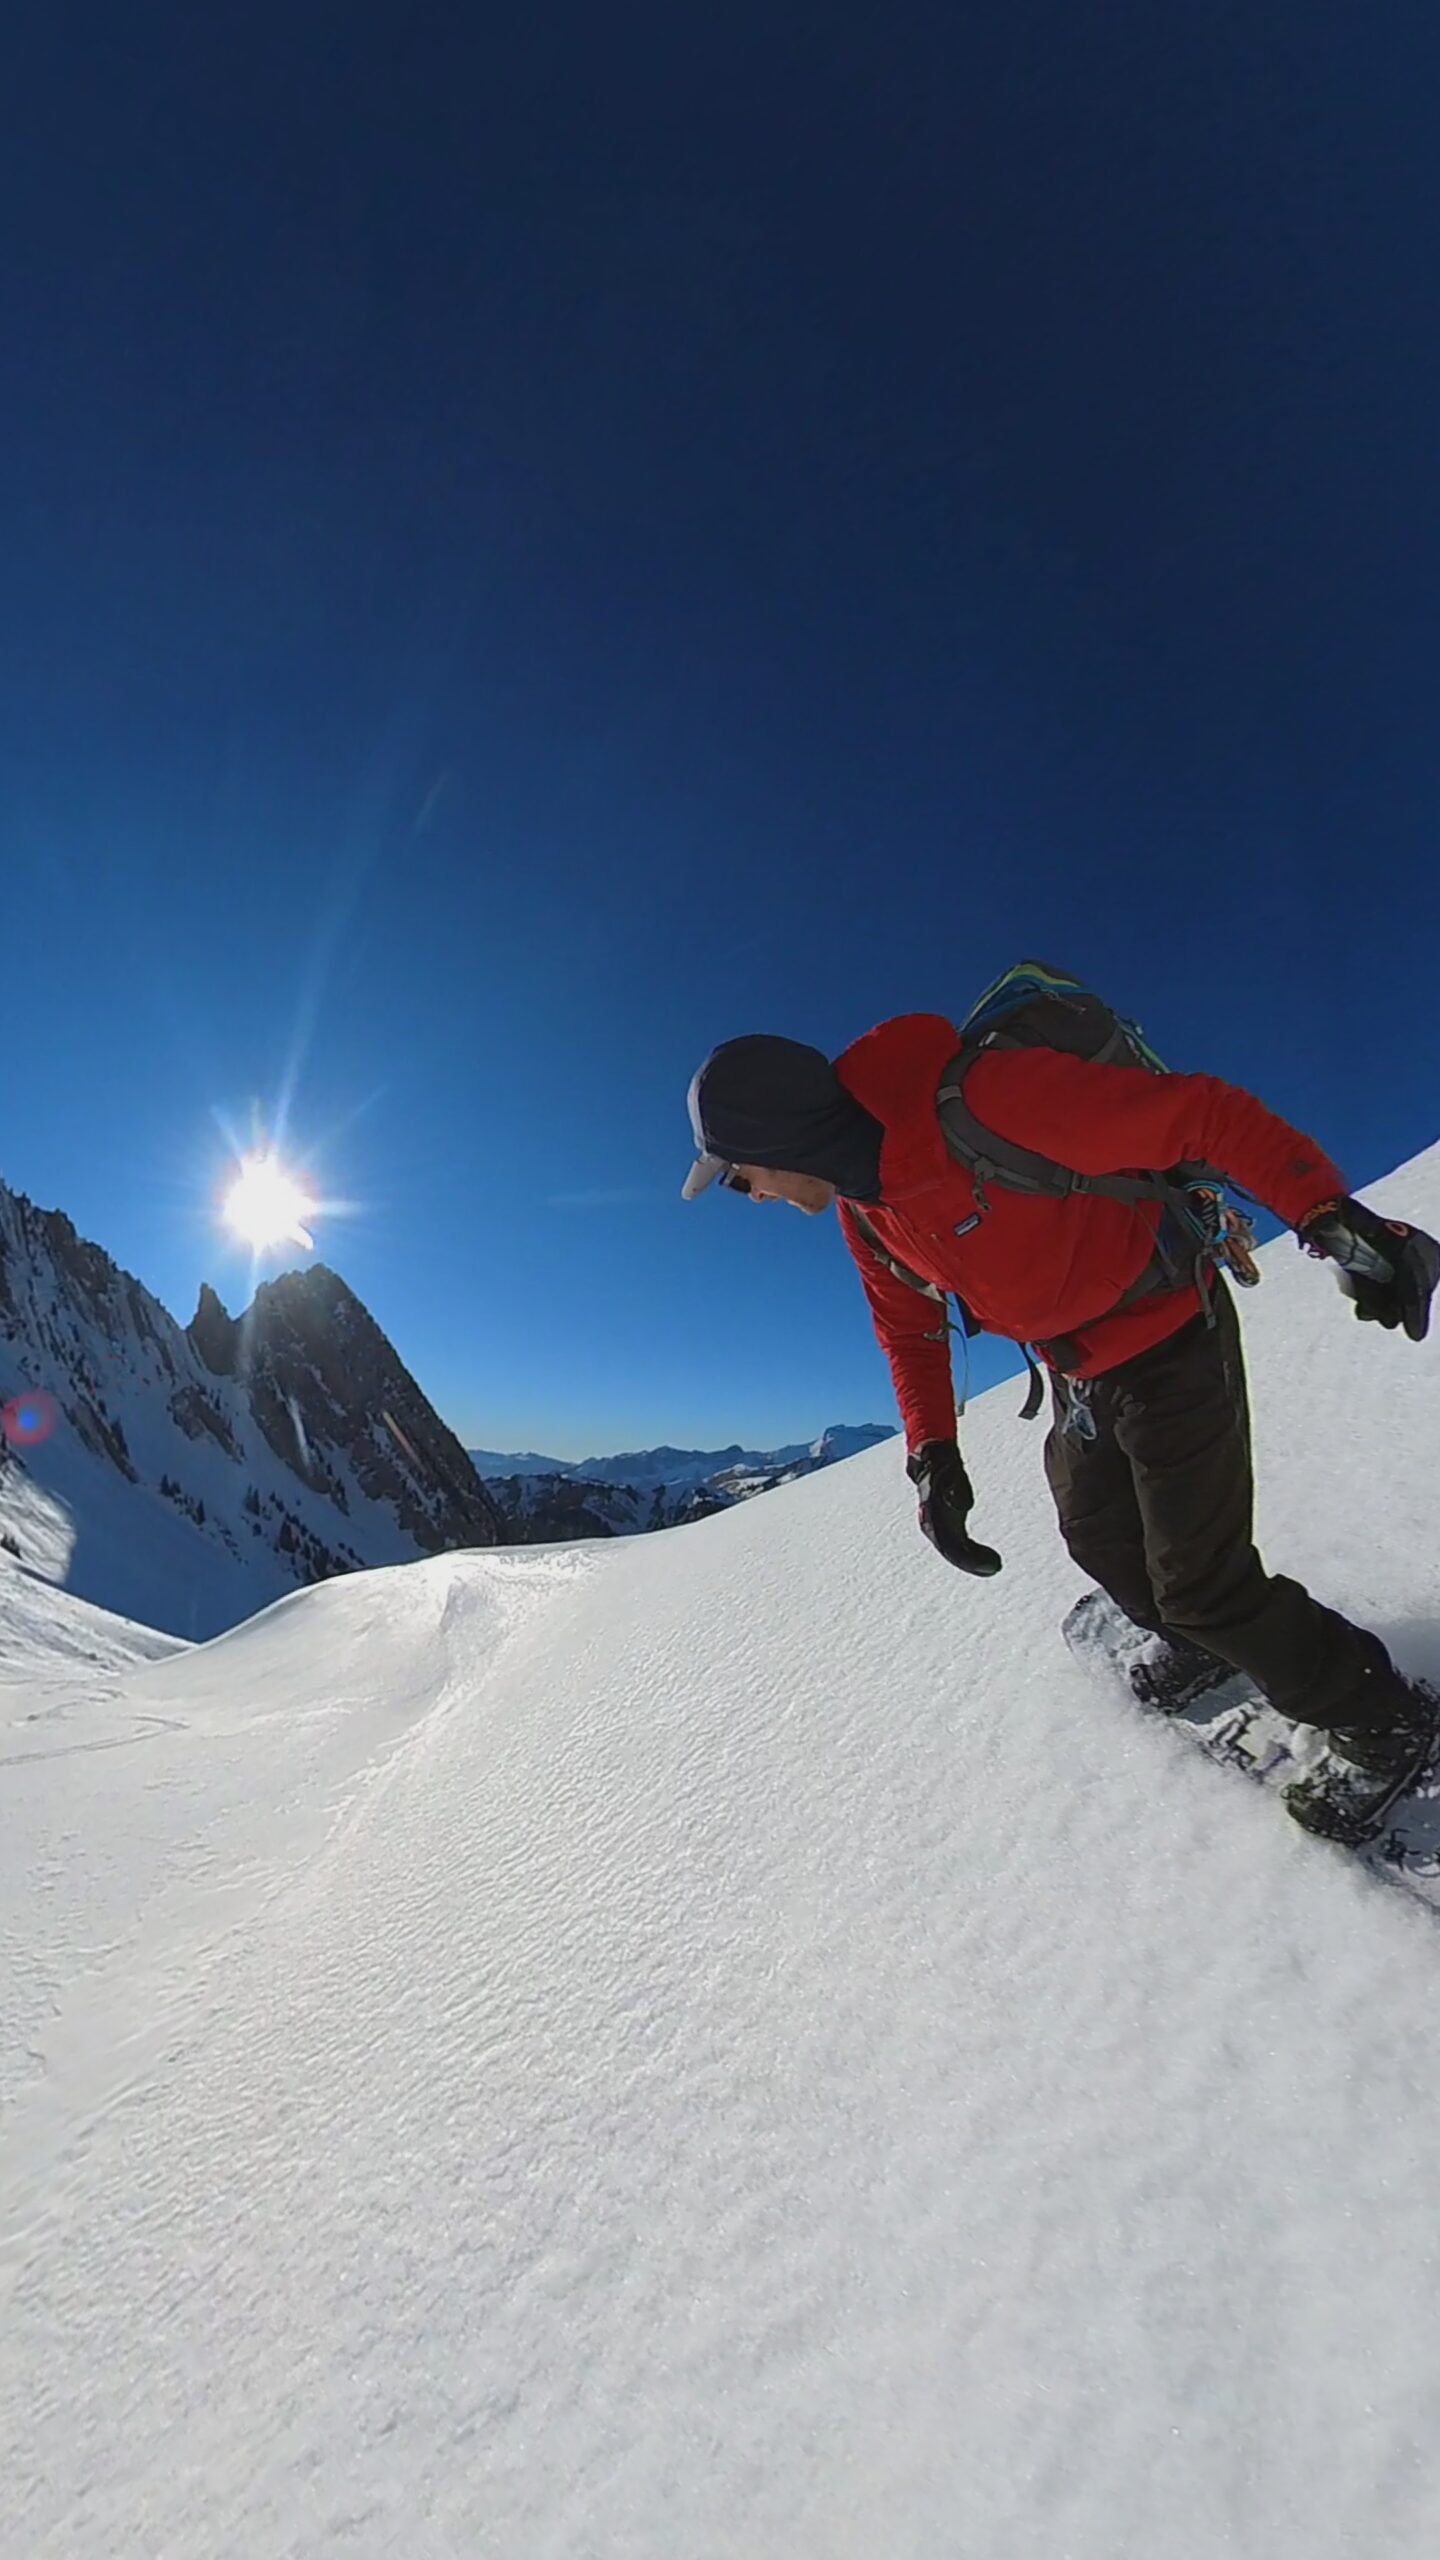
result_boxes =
[935,1044,1194,1216]
[935,1044,1078,1204]
[847,1207,983,1339]
[847,1208,942,1300]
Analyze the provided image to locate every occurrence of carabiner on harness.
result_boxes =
[1060,1375,1099,1443]
[1181,1183,1262,1288]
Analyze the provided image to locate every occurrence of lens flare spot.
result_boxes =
[3,1389,59,1447]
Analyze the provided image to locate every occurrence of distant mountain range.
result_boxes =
[472,1425,896,1539]
[0,1175,896,1642]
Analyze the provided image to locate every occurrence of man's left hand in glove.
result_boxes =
[907,1439,1003,1577]
[1300,1196,1440,1342]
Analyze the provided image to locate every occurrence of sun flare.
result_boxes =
[223,1155,317,1252]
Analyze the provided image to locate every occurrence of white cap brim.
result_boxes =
[682,1152,727,1201]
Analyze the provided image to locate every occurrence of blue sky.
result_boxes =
[5,4,1439,1459]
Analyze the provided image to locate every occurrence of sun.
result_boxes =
[222,1154,317,1252]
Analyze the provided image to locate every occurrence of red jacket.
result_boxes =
[834,1013,1344,1451]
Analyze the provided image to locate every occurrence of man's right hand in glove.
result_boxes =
[907,1439,1003,1577]
[1299,1197,1440,1342]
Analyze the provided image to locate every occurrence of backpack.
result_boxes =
[850,960,1259,1421]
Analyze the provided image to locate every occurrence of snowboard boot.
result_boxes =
[1325,1685,1439,1782]
[1127,1629,1231,1716]
[1320,1629,1437,1778]
[1285,1650,1440,1844]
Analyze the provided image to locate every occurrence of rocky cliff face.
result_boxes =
[0,1183,499,1641]
[189,1263,498,1558]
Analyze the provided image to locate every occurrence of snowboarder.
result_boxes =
[680,1004,1440,1807]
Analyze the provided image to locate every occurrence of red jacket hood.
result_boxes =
[834,1013,962,1204]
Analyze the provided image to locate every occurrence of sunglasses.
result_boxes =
[717,1165,753,1195]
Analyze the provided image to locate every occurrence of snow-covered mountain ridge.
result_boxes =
[4,1143,1440,2558]
[471,1422,894,1488]
[0,1181,499,1641]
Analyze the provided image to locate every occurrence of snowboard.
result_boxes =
[1062,1587,1440,1913]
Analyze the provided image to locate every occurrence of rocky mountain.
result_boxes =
[0,1182,499,1643]
[475,1422,896,1544]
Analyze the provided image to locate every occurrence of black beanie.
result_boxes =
[688,1035,884,1200]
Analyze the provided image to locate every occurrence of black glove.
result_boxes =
[907,1439,1003,1577]
[1300,1196,1440,1343]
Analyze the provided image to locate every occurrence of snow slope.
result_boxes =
[3,1147,1440,2559]
[0,1549,185,1692]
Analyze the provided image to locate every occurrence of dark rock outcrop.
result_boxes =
[226,1265,499,1555]
[189,1283,239,1377]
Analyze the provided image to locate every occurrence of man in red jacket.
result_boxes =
[681,1014,1439,1785]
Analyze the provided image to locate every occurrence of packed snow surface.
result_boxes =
[3,1150,1440,2558]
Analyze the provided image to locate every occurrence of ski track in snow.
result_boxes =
[2,1150,1440,2557]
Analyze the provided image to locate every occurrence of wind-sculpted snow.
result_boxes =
[2,1149,1440,2557]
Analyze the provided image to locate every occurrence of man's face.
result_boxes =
[731,1164,836,1216]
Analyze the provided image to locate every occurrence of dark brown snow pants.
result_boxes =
[1044,1279,1390,1732]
